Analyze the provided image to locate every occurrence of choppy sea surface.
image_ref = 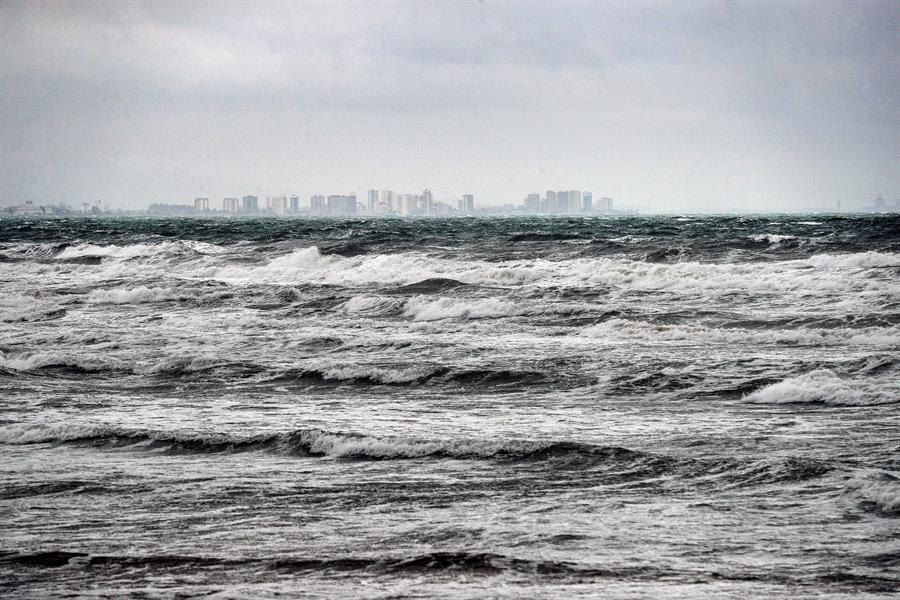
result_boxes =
[1,215,898,599]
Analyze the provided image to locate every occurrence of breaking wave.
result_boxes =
[56,240,224,260]
[0,293,67,323]
[8,241,897,304]
[805,251,900,269]
[848,472,900,516]
[208,246,900,299]
[267,364,546,387]
[339,295,405,316]
[403,296,520,321]
[215,246,900,291]
[0,423,645,464]
[581,319,900,347]
[0,351,121,375]
[86,286,182,304]
[279,364,440,385]
[743,369,900,406]
[0,423,844,493]
[749,233,798,245]
[0,351,546,387]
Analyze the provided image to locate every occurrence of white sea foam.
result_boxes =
[3,351,76,371]
[806,252,900,269]
[608,235,653,244]
[403,296,519,321]
[749,233,796,244]
[315,365,436,384]
[0,422,235,446]
[0,422,111,444]
[253,246,343,279]
[35,244,897,304]
[339,295,403,315]
[581,319,900,347]
[86,286,182,304]
[57,243,167,260]
[0,422,556,461]
[743,369,898,406]
[0,350,121,373]
[0,293,61,323]
[301,429,516,459]
[56,240,225,261]
[0,351,60,371]
[140,356,230,375]
[219,247,899,301]
[851,474,900,513]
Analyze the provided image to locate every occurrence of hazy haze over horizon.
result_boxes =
[1,0,898,212]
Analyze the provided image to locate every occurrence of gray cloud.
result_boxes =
[1,0,898,211]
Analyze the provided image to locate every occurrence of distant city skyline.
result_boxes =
[6,189,900,217]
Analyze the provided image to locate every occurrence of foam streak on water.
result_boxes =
[1,215,899,599]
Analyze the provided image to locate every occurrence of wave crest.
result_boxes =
[0,351,119,374]
[86,286,181,305]
[56,240,224,260]
[581,319,900,347]
[743,369,899,406]
[0,423,642,464]
[850,472,900,515]
[403,296,519,321]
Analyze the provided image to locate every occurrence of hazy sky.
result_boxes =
[1,0,898,212]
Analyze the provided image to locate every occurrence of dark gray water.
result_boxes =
[1,215,898,598]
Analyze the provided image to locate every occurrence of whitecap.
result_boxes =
[580,319,900,348]
[86,286,182,304]
[749,233,796,244]
[743,369,898,406]
[402,296,519,321]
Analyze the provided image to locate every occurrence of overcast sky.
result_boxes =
[1,0,898,212]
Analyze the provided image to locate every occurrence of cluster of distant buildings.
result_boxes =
[0,200,110,216]
[3,194,898,217]
[522,190,613,214]
[176,189,474,217]
[867,195,900,212]
[163,189,610,217]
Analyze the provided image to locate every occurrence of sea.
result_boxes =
[0,214,898,599]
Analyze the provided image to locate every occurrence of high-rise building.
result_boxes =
[556,190,581,213]
[555,191,569,213]
[598,197,613,212]
[433,201,453,216]
[223,197,239,212]
[461,194,474,213]
[242,195,259,212]
[194,197,210,212]
[571,191,582,213]
[379,190,394,214]
[583,192,592,212]
[310,195,326,215]
[367,189,379,213]
[544,191,557,213]
[327,195,357,215]
[422,189,434,215]
[398,194,416,216]
[289,195,300,214]
[268,196,287,215]
[524,193,540,212]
